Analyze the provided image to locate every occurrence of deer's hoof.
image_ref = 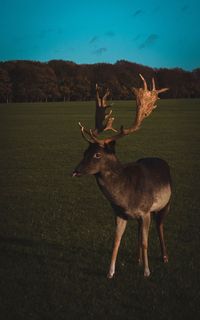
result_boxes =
[163,255,169,263]
[107,272,114,279]
[144,268,150,277]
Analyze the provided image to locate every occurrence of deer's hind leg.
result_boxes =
[137,218,143,265]
[155,201,170,263]
[141,213,151,277]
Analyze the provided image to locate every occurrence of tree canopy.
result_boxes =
[0,60,199,103]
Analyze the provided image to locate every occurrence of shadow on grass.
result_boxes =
[0,234,107,277]
[0,235,111,319]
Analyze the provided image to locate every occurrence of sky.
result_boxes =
[0,0,200,70]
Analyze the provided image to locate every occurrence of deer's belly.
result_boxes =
[150,185,171,212]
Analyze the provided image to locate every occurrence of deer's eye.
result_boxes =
[93,152,102,159]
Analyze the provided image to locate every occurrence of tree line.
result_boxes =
[0,59,200,103]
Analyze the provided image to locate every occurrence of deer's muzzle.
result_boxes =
[72,170,82,177]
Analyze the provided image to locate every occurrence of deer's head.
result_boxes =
[72,140,116,177]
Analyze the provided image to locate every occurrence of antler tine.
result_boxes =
[78,122,95,144]
[139,73,148,90]
[95,83,101,108]
[78,122,106,146]
[152,77,156,90]
[103,126,127,144]
[103,88,110,100]
[89,129,105,146]
[78,122,89,134]
[157,88,169,94]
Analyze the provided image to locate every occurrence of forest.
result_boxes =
[0,59,200,103]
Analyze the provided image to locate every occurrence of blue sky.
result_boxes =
[0,0,200,70]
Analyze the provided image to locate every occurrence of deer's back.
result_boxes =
[136,157,171,186]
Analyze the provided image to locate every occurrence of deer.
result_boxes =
[94,83,117,135]
[72,74,170,278]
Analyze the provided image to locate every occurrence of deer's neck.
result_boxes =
[97,154,123,181]
[95,156,128,206]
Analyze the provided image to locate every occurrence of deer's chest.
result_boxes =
[96,176,148,217]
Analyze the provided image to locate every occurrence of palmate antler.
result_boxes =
[94,84,117,134]
[79,74,169,147]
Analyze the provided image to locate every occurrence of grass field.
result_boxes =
[0,99,200,320]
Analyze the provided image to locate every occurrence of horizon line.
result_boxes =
[0,58,199,72]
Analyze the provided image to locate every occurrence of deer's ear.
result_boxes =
[105,140,116,153]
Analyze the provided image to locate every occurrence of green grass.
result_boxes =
[0,100,200,320]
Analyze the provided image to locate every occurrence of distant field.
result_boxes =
[0,99,200,319]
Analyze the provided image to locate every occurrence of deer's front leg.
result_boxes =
[107,216,127,279]
[141,213,151,277]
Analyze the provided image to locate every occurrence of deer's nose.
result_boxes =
[72,170,81,177]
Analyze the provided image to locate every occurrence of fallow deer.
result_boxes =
[72,75,170,278]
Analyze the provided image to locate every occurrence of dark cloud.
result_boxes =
[132,9,143,17]
[139,34,159,49]
[153,6,160,13]
[181,4,189,12]
[93,47,107,55]
[105,31,115,37]
[89,36,99,44]
[133,34,141,41]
